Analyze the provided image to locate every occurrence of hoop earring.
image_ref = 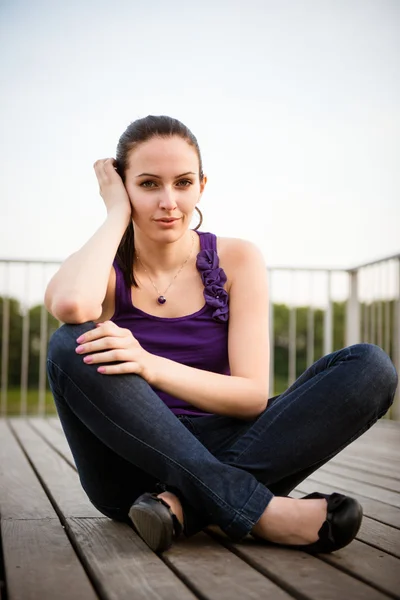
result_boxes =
[193,206,203,231]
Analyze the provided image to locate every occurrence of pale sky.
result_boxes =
[0,0,399,306]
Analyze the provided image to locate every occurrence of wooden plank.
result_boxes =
[320,541,400,597]
[358,419,400,438]
[10,420,198,600]
[164,532,292,600]
[342,438,400,464]
[305,538,400,599]
[329,455,400,481]
[306,469,400,507]
[10,419,100,518]
[319,463,400,493]
[47,416,63,431]
[287,492,400,595]
[28,418,75,468]
[295,480,400,529]
[2,519,98,600]
[0,421,98,600]
[339,442,400,461]
[340,446,400,466]
[207,529,389,600]
[358,518,400,559]
[0,420,57,520]
[69,518,197,600]
[346,438,400,462]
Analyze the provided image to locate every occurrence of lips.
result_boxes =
[156,218,180,223]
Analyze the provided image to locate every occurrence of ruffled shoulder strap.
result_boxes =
[195,231,229,323]
[197,231,217,251]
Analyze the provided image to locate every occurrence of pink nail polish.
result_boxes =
[76,335,84,343]
[76,345,83,353]
[98,367,106,373]
[83,356,92,363]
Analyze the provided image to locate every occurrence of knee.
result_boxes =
[47,322,96,387]
[47,322,95,364]
[351,343,398,413]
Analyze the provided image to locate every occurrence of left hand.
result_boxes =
[75,321,151,378]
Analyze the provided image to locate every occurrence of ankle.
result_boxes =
[252,496,327,545]
[157,491,184,526]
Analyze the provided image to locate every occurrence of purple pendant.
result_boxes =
[157,296,167,305]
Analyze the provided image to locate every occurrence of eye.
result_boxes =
[176,179,192,187]
[140,180,157,188]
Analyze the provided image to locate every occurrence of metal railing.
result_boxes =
[1,253,399,418]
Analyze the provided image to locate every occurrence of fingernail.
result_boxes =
[75,345,84,353]
[76,335,84,343]
[83,356,92,363]
[98,367,106,373]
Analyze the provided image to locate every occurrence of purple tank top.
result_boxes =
[111,231,230,415]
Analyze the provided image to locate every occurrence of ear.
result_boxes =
[199,173,208,198]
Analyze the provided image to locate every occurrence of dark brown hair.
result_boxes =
[115,115,204,287]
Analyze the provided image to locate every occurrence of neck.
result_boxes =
[134,229,196,275]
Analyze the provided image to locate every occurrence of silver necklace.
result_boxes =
[136,233,194,305]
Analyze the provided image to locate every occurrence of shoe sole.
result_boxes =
[129,504,171,552]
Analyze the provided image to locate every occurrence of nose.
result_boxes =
[158,188,177,211]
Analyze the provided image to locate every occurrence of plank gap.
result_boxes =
[27,419,76,470]
[158,555,211,600]
[0,523,8,600]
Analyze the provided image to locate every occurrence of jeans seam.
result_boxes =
[48,359,255,528]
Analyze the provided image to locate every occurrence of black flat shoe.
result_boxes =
[296,492,363,553]
[128,492,183,553]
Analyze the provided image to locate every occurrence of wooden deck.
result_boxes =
[0,417,399,600]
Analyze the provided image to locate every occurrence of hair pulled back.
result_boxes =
[115,115,204,287]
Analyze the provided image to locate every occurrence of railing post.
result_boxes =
[20,264,30,416]
[307,305,314,367]
[268,269,274,398]
[392,259,400,420]
[38,303,48,416]
[1,263,10,417]
[346,269,360,346]
[288,271,296,386]
[324,271,333,355]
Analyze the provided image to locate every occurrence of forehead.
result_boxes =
[127,136,198,173]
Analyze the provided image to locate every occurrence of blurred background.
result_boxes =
[0,0,399,415]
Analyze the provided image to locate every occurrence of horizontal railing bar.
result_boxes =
[0,258,64,265]
[1,253,399,272]
[347,252,400,272]
[2,258,344,271]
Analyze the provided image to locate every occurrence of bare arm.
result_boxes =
[146,240,270,418]
[45,159,131,323]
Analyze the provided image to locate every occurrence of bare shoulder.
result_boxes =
[217,236,267,283]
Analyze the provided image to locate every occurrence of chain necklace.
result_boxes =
[136,233,195,305]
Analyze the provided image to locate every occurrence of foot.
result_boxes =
[157,491,184,529]
[252,496,328,545]
[128,492,183,553]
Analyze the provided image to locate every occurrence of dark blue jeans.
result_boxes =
[47,322,398,541]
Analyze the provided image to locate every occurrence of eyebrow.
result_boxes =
[135,171,196,179]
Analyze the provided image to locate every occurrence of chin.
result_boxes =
[150,227,188,245]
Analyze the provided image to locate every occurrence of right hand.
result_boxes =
[93,158,131,220]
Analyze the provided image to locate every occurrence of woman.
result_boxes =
[46,115,398,554]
